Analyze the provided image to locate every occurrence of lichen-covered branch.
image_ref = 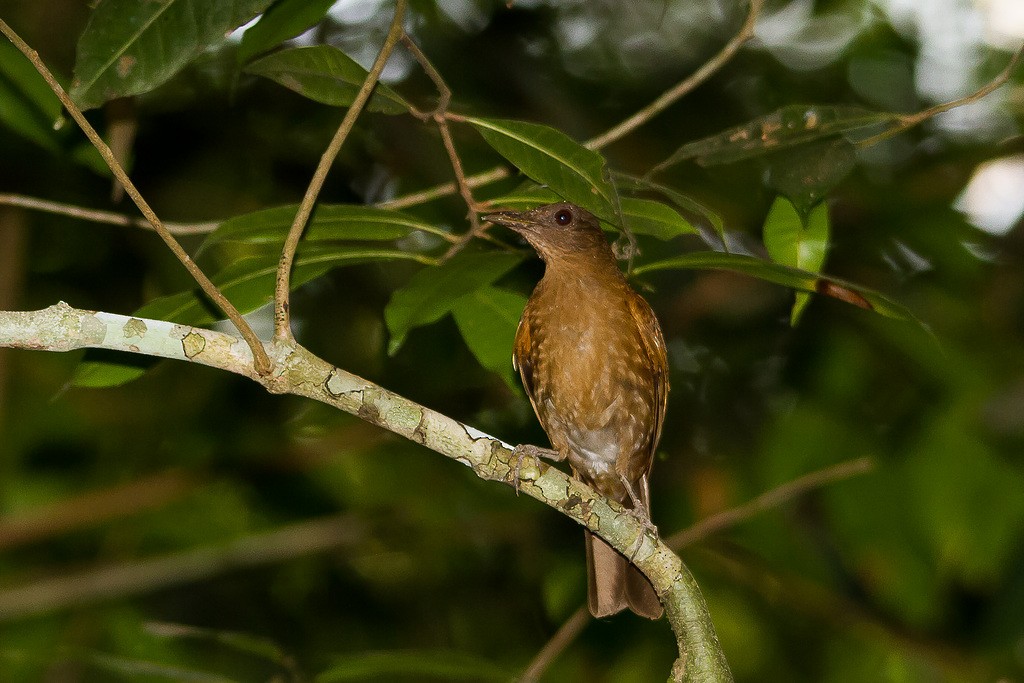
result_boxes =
[0,303,732,682]
[0,19,272,376]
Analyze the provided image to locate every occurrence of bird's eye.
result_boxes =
[554,209,573,226]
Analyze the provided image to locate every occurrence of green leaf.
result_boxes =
[199,204,450,252]
[142,246,426,326]
[72,350,159,389]
[658,105,896,168]
[486,186,562,210]
[465,116,616,221]
[74,246,422,387]
[763,198,829,271]
[763,197,830,324]
[615,174,726,244]
[237,0,337,63]
[0,39,63,151]
[488,188,695,240]
[317,649,509,682]
[450,286,527,390]
[70,0,275,110]
[384,251,524,355]
[766,138,858,213]
[633,252,916,322]
[145,621,294,670]
[244,45,409,113]
[619,197,697,240]
[73,648,234,682]
[905,411,1024,587]
[71,140,114,177]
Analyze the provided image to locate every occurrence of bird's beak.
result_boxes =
[483,211,535,234]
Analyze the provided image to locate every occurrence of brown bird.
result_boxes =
[485,202,669,619]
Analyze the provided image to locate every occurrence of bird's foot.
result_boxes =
[623,507,661,562]
[509,444,562,494]
[618,475,660,560]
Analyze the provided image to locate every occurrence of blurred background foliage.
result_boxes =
[1,0,1023,680]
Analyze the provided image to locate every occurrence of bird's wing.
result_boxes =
[627,293,669,456]
[513,311,541,413]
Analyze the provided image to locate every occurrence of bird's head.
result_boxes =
[483,202,611,263]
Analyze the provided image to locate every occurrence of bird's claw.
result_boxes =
[509,444,560,495]
[618,477,660,560]
[624,508,660,562]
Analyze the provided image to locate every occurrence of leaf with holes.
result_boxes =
[658,105,896,168]
[71,0,274,110]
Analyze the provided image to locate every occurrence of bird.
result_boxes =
[484,201,669,619]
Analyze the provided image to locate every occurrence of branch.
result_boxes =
[664,456,874,549]
[273,0,408,342]
[0,19,271,376]
[701,548,987,680]
[0,194,219,235]
[858,43,1024,149]
[0,303,731,682]
[518,607,591,683]
[520,456,875,682]
[377,166,511,210]
[377,0,763,212]
[400,34,496,259]
[0,513,364,620]
[584,0,764,151]
[0,470,195,551]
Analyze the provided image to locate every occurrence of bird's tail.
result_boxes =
[585,530,663,619]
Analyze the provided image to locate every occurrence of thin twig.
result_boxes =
[401,34,451,113]
[0,194,219,235]
[702,548,988,681]
[585,0,764,151]
[375,0,763,215]
[273,1,408,342]
[376,166,511,210]
[0,19,272,376]
[400,35,490,260]
[858,44,1024,149]
[665,456,875,549]
[518,606,590,683]
[0,471,196,550]
[0,514,364,620]
[438,123,483,206]
[517,456,875,682]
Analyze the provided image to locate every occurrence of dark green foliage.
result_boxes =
[1,0,1023,681]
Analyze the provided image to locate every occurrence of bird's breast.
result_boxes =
[520,280,656,477]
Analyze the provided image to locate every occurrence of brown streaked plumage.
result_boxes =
[485,202,669,619]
